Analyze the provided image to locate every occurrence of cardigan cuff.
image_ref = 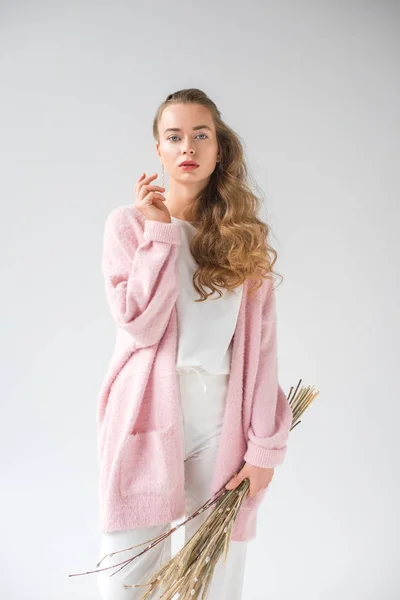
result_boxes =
[143,219,182,245]
[244,440,287,468]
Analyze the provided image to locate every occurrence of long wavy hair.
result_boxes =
[152,88,283,302]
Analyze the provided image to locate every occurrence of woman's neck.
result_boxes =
[164,189,196,222]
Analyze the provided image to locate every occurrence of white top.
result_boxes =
[171,216,243,391]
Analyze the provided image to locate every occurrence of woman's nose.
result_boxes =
[181,141,196,154]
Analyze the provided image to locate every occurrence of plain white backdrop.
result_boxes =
[1,1,399,598]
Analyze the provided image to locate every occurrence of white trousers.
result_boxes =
[97,368,248,599]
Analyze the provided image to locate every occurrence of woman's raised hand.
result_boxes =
[134,172,171,223]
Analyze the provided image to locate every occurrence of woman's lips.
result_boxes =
[179,164,199,171]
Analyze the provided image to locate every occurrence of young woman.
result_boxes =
[96,88,293,599]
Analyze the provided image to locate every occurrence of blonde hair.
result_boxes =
[153,88,283,302]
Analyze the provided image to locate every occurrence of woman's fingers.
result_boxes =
[135,173,165,199]
[133,172,171,223]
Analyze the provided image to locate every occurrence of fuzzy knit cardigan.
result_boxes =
[97,204,293,542]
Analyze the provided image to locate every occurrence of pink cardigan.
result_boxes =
[97,205,293,542]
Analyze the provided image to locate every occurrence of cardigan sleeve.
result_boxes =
[101,207,182,351]
[243,281,293,468]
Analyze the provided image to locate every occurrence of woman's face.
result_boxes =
[156,103,219,187]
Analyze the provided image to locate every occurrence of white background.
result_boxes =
[1,1,399,598]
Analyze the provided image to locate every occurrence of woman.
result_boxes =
[97,88,293,599]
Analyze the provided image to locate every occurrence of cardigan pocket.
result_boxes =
[118,424,179,497]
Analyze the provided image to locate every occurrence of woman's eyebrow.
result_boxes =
[164,125,212,134]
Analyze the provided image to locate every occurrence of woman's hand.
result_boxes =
[225,463,274,499]
[134,172,171,223]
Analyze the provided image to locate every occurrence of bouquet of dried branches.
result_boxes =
[69,378,319,599]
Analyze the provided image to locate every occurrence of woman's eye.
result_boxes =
[167,133,208,142]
